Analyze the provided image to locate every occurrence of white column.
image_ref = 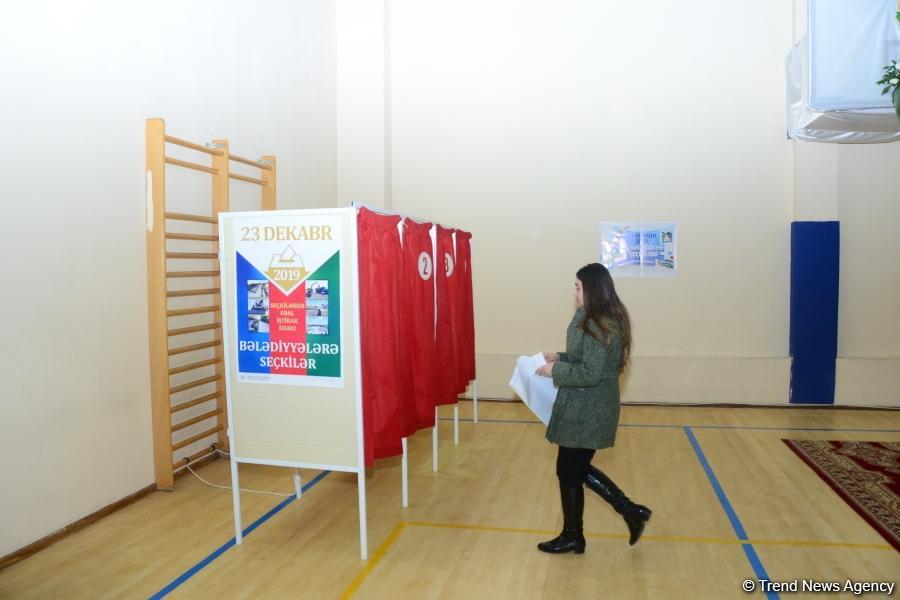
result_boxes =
[793,142,839,221]
[336,0,391,209]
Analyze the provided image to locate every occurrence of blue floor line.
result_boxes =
[684,427,778,600]
[437,416,900,433]
[149,470,331,599]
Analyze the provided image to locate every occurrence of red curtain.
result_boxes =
[434,225,460,406]
[455,230,476,388]
[357,208,415,466]
[401,219,438,429]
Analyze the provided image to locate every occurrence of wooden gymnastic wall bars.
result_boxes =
[145,118,277,490]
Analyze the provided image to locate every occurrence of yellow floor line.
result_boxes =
[637,533,891,549]
[406,520,557,536]
[739,538,892,550]
[340,521,893,597]
[339,522,407,600]
[407,521,892,550]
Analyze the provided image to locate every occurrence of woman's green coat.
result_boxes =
[545,308,622,450]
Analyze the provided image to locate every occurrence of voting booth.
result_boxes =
[218,206,476,559]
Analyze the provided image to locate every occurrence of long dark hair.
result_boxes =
[577,263,631,373]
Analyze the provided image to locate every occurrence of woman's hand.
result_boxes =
[535,363,554,378]
[542,352,560,363]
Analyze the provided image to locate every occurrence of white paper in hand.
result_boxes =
[508,353,558,425]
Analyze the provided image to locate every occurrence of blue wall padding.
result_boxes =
[789,221,839,404]
[790,355,837,406]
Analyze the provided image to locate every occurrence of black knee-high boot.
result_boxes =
[584,465,651,545]
[537,483,586,554]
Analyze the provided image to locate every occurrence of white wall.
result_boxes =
[390,0,795,402]
[2,0,898,561]
[835,142,900,407]
[0,0,335,556]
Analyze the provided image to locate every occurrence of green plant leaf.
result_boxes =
[894,86,900,119]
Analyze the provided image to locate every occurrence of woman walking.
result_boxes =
[535,263,651,554]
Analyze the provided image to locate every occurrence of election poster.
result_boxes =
[598,221,678,278]
[232,215,343,387]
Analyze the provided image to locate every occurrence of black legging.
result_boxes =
[556,446,596,487]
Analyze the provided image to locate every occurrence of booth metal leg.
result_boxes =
[230,457,243,544]
[358,469,368,560]
[293,468,302,500]
[432,407,439,472]
[401,437,409,507]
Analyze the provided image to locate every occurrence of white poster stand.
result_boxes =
[219,208,367,559]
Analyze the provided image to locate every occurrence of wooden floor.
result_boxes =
[1,403,898,599]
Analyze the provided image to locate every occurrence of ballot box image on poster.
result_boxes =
[232,216,344,387]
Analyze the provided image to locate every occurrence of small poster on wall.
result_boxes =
[232,215,343,387]
[598,221,678,278]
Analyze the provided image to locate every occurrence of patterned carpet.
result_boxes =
[783,440,900,552]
